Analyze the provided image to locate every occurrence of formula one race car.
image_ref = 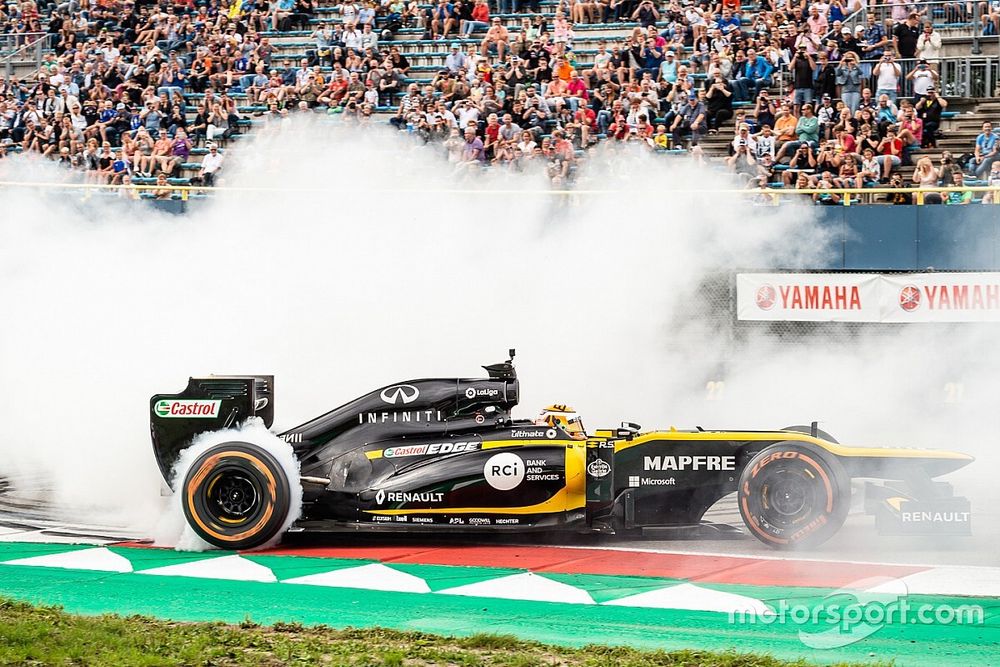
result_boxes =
[150,352,973,550]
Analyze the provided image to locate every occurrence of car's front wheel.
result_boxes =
[182,441,291,550]
[738,442,849,549]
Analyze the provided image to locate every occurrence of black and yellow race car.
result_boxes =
[151,352,973,550]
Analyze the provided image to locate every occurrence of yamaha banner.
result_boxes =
[737,273,1000,323]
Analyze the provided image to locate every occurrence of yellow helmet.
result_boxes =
[534,404,587,439]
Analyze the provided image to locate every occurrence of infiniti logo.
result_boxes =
[380,384,419,405]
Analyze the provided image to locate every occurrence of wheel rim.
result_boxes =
[760,470,817,526]
[207,470,261,523]
[767,474,809,517]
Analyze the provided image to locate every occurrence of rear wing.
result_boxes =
[149,375,274,484]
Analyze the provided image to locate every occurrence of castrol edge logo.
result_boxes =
[153,399,221,418]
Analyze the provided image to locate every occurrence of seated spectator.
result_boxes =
[727,140,758,182]
[197,143,224,187]
[859,148,882,186]
[943,171,973,205]
[669,92,707,149]
[982,161,1000,204]
[973,121,1000,178]
[152,172,173,200]
[876,127,904,182]
[912,156,941,190]
[704,73,733,135]
[775,103,818,163]
[782,143,817,186]
[889,172,913,204]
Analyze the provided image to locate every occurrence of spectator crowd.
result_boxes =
[0,0,998,202]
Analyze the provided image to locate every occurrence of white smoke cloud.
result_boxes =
[0,117,995,557]
[153,419,302,551]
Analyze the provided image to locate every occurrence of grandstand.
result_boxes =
[1,0,999,202]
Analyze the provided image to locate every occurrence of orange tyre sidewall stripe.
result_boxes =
[740,451,835,544]
[185,451,278,543]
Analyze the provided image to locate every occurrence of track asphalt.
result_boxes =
[0,539,997,666]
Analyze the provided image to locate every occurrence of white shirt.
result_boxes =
[875,62,900,90]
[201,151,224,174]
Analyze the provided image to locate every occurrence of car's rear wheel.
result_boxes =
[738,442,849,549]
[182,441,291,550]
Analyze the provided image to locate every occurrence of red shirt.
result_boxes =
[575,107,596,129]
[881,138,902,156]
[567,78,588,99]
[839,133,856,154]
[472,4,489,21]
[485,123,500,143]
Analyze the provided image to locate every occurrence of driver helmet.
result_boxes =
[534,404,586,439]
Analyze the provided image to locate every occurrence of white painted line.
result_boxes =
[887,566,1000,598]
[284,563,431,593]
[138,555,276,583]
[1,546,132,573]
[520,543,990,571]
[0,529,115,545]
[603,583,772,615]
[438,572,595,605]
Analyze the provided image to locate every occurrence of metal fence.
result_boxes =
[829,0,998,55]
[1,33,54,79]
[0,32,45,56]
[776,55,1000,99]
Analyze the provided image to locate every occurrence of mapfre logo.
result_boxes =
[380,384,419,405]
[899,285,921,312]
[755,285,777,310]
[153,399,221,419]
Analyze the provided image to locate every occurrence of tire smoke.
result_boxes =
[153,419,302,552]
[0,117,995,560]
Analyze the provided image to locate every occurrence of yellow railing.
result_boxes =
[0,181,998,205]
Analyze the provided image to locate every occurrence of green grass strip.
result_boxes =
[0,596,880,667]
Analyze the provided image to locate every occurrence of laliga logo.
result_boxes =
[756,285,777,310]
[465,387,476,399]
[899,285,921,312]
[380,384,419,405]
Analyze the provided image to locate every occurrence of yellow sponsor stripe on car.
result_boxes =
[612,431,973,461]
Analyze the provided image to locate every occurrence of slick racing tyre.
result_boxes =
[182,441,291,550]
[738,442,849,549]
[781,425,839,444]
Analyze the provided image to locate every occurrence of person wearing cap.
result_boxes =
[460,0,489,36]
[840,25,862,58]
[669,91,707,149]
[197,143,224,187]
[445,42,468,72]
[658,49,678,83]
[914,85,946,148]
